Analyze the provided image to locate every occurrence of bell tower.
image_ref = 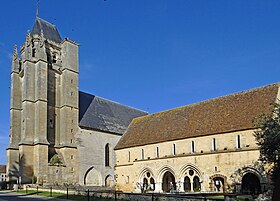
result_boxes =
[7,17,79,184]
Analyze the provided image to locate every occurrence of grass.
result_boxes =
[236,195,254,201]
[16,190,117,201]
[16,190,256,201]
[207,194,254,201]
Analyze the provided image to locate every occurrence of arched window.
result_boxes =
[143,178,148,189]
[141,171,155,192]
[150,177,155,191]
[193,176,201,192]
[105,143,109,167]
[184,176,191,192]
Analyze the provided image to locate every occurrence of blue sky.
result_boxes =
[0,0,280,165]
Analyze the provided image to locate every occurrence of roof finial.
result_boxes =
[36,0,40,18]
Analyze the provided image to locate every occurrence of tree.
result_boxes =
[254,103,280,200]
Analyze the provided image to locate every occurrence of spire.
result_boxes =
[36,0,39,18]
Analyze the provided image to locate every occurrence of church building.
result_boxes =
[6,17,147,186]
[115,83,278,194]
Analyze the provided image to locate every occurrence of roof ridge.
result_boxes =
[36,16,56,27]
[116,82,279,150]
[139,82,280,119]
[79,90,148,113]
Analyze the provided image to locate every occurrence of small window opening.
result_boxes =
[212,138,216,151]
[173,144,176,155]
[19,62,22,72]
[128,151,130,162]
[53,55,57,63]
[105,143,110,166]
[49,119,54,128]
[236,135,241,149]
[156,147,159,158]
[32,48,36,57]
[191,141,195,153]
[141,149,144,160]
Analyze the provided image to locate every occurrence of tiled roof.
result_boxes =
[115,83,279,150]
[79,91,148,134]
[0,165,6,173]
[31,17,62,43]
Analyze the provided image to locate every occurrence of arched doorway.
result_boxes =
[162,171,176,192]
[213,177,224,192]
[241,173,261,195]
[84,167,102,186]
[105,175,114,187]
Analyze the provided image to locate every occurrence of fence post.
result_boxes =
[67,188,69,199]
[50,187,52,197]
[87,189,90,201]
[115,191,117,201]
[36,186,38,195]
[152,193,154,201]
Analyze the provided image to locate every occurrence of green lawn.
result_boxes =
[236,195,254,201]
[16,190,256,201]
[16,190,117,201]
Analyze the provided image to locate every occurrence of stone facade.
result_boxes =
[115,84,279,194]
[7,17,80,185]
[7,17,146,186]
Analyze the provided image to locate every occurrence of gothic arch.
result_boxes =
[157,166,177,193]
[105,174,114,187]
[178,164,202,192]
[178,164,203,179]
[84,166,102,186]
[231,166,267,185]
[138,167,155,181]
[230,163,269,194]
[137,167,156,192]
[157,165,176,182]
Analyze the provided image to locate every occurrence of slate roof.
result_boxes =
[115,83,280,150]
[31,17,62,43]
[79,91,148,135]
[0,165,6,173]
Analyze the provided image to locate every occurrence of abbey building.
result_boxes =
[7,17,147,186]
[115,83,278,194]
[7,16,276,196]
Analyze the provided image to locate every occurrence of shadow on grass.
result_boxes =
[17,190,118,201]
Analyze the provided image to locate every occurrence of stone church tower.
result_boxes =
[7,17,80,184]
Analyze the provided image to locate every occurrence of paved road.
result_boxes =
[0,191,68,201]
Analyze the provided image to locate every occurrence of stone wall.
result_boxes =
[76,128,122,186]
[115,129,268,193]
